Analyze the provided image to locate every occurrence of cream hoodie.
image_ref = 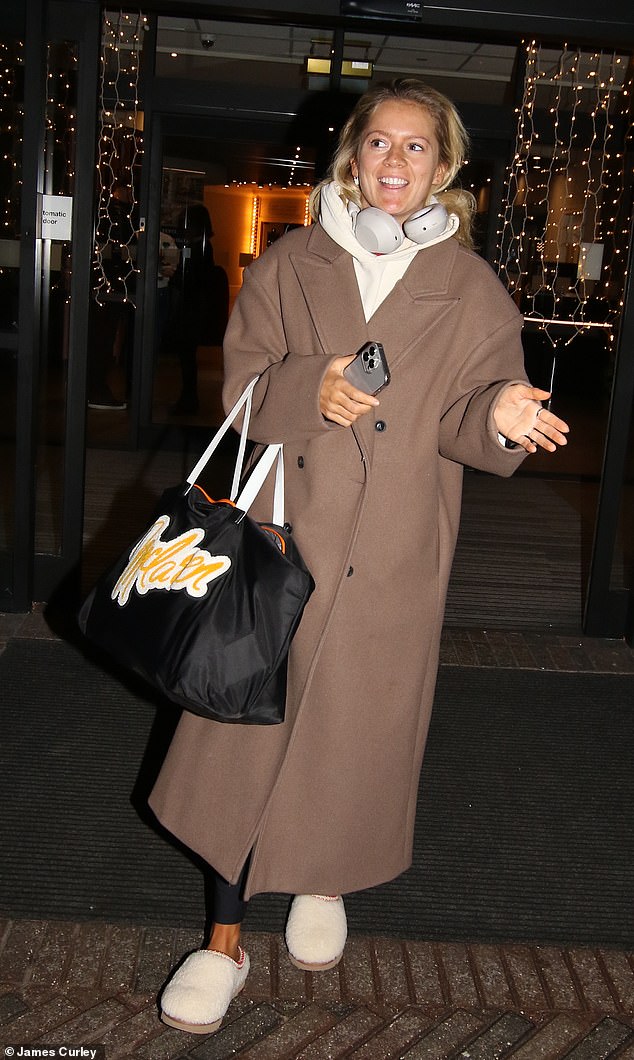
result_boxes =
[319,181,459,322]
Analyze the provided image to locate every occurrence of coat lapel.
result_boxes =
[290,225,461,369]
[365,238,460,370]
[289,225,461,461]
[289,228,373,464]
[289,226,369,357]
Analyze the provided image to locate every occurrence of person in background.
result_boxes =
[167,204,229,416]
[150,78,570,1035]
[156,228,179,357]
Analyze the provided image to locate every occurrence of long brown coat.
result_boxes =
[149,224,527,898]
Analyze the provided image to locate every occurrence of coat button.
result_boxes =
[375,420,386,432]
[347,566,354,577]
[297,456,305,468]
[283,522,292,534]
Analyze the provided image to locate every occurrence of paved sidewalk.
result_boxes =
[2,919,634,1058]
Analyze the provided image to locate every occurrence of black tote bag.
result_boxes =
[78,379,314,724]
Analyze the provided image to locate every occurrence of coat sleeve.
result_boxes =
[438,296,529,477]
[222,254,338,445]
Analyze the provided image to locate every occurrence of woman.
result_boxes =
[150,78,569,1034]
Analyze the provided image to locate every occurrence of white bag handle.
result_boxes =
[185,376,259,499]
[186,376,286,526]
[234,444,284,525]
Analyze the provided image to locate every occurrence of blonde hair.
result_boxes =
[309,78,476,249]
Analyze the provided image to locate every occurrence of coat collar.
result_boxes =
[289,223,460,462]
[289,223,460,365]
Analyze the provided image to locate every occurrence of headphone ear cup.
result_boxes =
[354,207,404,254]
[403,203,448,245]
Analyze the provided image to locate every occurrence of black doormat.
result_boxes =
[1,637,633,946]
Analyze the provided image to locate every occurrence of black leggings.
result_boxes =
[212,859,250,925]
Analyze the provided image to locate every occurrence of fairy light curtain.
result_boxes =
[93,10,146,307]
[0,39,24,242]
[45,44,78,196]
[496,42,633,368]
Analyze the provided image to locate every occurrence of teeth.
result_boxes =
[379,177,407,187]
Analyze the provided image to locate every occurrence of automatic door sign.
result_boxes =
[41,194,73,241]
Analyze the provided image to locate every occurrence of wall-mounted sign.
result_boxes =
[578,242,604,282]
[41,194,73,241]
[341,0,423,20]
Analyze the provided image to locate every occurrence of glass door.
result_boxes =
[130,16,341,443]
[143,117,315,431]
[0,0,99,612]
[0,19,24,609]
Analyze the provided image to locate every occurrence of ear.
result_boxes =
[432,162,448,188]
[351,159,359,180]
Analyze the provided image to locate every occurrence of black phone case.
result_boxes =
[343,341,390,395]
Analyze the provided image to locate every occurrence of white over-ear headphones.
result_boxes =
[352,202,449,254]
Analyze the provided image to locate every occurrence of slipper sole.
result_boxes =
[287,951,344,972]
[160,1011,223,1034]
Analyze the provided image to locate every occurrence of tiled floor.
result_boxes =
[2,608,634,1057]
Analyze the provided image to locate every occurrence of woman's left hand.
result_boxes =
[493,384,569,454]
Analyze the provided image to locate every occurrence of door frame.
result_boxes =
[3,0,100,611]
[584,210,634,639]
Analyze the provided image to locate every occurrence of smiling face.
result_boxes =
[351,100,447,226]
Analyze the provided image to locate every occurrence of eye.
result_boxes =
[369,137,388,149]
[409,142,426,152]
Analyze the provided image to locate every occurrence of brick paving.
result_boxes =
[3,922,634,1058]
[2,608,634,1057]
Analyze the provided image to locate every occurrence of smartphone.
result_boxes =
[343,341,390,396]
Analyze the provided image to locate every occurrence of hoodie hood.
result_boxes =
[318,181,459,321]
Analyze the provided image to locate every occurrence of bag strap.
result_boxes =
[234,444,284,526]
[185,376,259,498]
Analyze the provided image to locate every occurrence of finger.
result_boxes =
[538,409,569,434]
[537,426,568,447]
[327,411,355,427]
[526,424,558,452]
[341,382,380,409]
[335,394,377,418]
[332,389,379,421]
[511,385,550,405]
[534,413,568,446]
[322,398,357,426]
[533,434,557,452]
[323,393,373,425]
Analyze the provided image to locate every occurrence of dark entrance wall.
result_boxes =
[141,0,633,48]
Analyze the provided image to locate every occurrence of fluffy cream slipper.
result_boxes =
[285,894,347,971]
[160,947,250,1034]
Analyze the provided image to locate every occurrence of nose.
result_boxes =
[385,144,405,165]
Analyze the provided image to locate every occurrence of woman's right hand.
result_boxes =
[320,355,380,427]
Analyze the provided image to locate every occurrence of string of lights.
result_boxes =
[496,41,633,357]
[44,44,78,196]
[43,43,79,308]
[597,57,633,321]
[0,39,24,245]
[93,10,146,306]
[249,196,260,256]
